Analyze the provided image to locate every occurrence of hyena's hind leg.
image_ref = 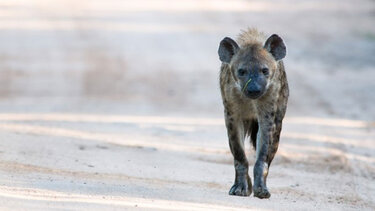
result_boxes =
[226,112,252,196]
[245,119,259,150]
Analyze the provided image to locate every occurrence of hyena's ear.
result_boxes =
[218,37,239,63]
[264,34,286,61]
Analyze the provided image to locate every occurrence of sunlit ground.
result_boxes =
[0,112,374,210]
[0,0,374,210]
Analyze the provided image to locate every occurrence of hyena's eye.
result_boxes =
[261,68,269,76]
[238,69,246,77]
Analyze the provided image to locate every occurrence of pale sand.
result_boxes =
[0,0,374,210]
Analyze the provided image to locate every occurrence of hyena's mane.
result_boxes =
[236,28,266,47]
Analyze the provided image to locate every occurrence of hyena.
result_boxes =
[218,28,289,199]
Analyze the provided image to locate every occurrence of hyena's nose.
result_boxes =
[246,86,262,99]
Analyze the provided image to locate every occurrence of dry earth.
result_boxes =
[0,0,374,210]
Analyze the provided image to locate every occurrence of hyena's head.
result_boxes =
[218,34,286,99]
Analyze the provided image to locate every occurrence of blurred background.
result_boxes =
[0,0,374,210]
[0,0,374,119]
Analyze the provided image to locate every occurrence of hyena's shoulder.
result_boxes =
[273,60,289,121]
[219,63,233,101]
[220,65,241,114]
[276,61,289,105]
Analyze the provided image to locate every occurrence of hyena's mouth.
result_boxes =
[244,90,263,99]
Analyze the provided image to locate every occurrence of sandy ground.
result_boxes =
[0,0,375,210]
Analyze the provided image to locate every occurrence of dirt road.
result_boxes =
[0,0,374,210]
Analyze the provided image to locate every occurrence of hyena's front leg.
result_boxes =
[253,109,285,199]
[266,119,283,168]
[253,119,273,199]
[225,113,252,196]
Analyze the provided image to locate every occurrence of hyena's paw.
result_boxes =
[229,176,252,197]
[253,185,270,199]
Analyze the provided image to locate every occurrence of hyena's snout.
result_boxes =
[245,84,262,99]
[244,80,265,99]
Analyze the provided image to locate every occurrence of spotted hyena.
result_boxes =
[218,28,289,199]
